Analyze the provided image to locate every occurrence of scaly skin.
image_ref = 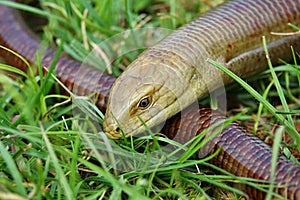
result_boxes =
[0,1,300,199]
[162,106,300,200]
[0,1,114,113]
[103,0,300,138]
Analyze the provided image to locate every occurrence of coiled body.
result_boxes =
[0,3,114,112]
[103,0,300,138]
[0,1,299,199]
[162,106,300,199]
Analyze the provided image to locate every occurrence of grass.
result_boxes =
[0,0,299,199]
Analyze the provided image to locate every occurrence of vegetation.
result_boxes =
[0,0,299,199]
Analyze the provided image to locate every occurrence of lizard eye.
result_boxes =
[138,96,151,109]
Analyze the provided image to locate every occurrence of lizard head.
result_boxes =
[103,53,197,139]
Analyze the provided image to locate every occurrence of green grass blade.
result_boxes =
[262,36,295,128]
[207,59,300,151]
[265,126,284,200]
[40,123,74,200]
[0,141,27,197]
[0,1,64,22]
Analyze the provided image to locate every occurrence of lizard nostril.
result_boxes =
[115,127,120,133]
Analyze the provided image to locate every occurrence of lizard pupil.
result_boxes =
[138,97,151,109]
